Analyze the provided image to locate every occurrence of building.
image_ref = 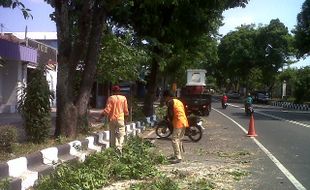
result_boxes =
[0,34,37,113]
[0,32,58,113]
[13,32,58,107]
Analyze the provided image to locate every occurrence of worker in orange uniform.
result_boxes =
[163,90,189,164]
[97,85,129,152]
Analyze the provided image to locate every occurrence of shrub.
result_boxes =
[0,126,17,153]
[154,105,167,120]
[0,178,10,190]
[18,64,53,143]
[294,66,310,103]
[132,98,145,121]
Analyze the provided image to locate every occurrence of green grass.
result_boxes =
[228,169,249,181]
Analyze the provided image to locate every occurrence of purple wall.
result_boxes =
[0,39,37,63]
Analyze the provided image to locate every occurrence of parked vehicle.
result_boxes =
[227,91,241,99]
[155,115,203,142]
[252,91,270,104]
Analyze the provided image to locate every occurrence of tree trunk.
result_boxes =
[76,12,107,128]
[143,58,159,116]
[54,2,79,137]
[54,2,107,137]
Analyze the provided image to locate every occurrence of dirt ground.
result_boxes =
[101,117,263,190]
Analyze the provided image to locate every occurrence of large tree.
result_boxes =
[293,0,310,57]
[218,19,295,92]
[256,19,296,91]
[218,24,257,91]
[46,1,121,137]
[112,0,249,116]
[162,34,220,87]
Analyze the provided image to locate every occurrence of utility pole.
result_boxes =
[25,25,28,46]
[0,23,4,35]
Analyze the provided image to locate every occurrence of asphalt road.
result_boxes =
[148,101,310,189]
[214,101,310,190]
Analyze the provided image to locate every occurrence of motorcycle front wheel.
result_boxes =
[187,125,202,142]
[155,123,172,138]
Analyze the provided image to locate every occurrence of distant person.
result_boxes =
[162,90,189,164]
[244,93,254,114]
[246,93,253,105]
[222,93,228,108]
[97,85,129,153]
[222,93,228,103]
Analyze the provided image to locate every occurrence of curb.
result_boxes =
[272,101,309,111]
[0,119,152,190]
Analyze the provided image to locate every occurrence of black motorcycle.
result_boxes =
[222,101,228,109]
[155,115,203,142]
[245,103,254,115]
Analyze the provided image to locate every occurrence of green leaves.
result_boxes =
[97,32,150,83]
[218,20,296,91]
[0,0,33,19]
[294,66,310,103]
[110,0,249,81]
[293,0,310,57]
[130,175,180,190]
[0,126,17,153]
[35,136,167,190]
[0,178,10,190]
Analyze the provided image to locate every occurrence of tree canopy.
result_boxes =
[218,19,295,92]
[293,0,310,58]
[97,29,150,84]
[294,66,310,103]
[111,0,249,115]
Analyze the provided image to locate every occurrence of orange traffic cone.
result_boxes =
[247,113,257,137]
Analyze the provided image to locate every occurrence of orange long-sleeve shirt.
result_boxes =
[101,95,129,121]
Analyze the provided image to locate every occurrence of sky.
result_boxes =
[219,0,309,68]
[0,0,309,68]
[0,0,56,32]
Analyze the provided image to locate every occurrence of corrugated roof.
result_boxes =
[6,32,57,40]
[0,33,23,43]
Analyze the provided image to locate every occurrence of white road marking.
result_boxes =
[256,111,310,129]
[213,108,307,190]
[227,103,240,108]
[228,103,310,129]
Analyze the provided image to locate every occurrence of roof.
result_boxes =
[0,39,37,63]
[0,33,23,43]
[5,32,57,40]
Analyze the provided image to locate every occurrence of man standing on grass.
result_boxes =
[97,85,129,152]
[162,90,189,164]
